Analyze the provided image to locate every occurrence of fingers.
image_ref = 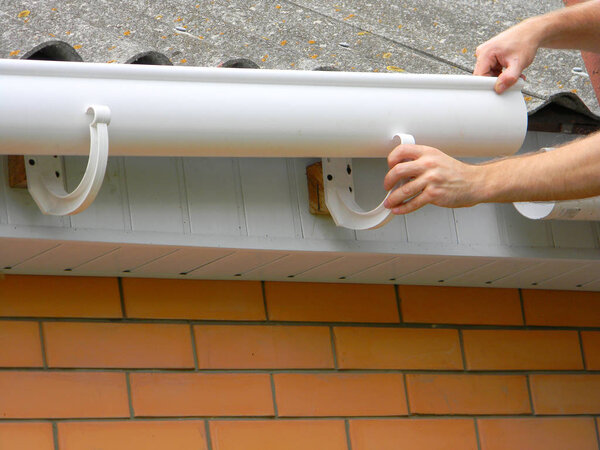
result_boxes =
[495,60,523,93]
[473,48,498,77]
[390,190,432,215]
[383,177,427,209]
[383,159,422,191]
[387,144,425,169]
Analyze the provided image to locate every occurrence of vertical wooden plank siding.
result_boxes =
[184,157,244,236]
[238,158,299,238]
[66,156,129,231]
[124,157,185,233]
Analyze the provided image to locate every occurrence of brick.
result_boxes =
[44,322,194,368]
[463,330,583,370]
[0,321,43,367]
[194,325,333,369]
[265,282,398,323]
[274,373,407,416]
[0,275,121,318]
[399,285,522,325]
[350,419,478,450]
[522,289,600,327]
[406,374,531,415]
[0,423,54,450]
[530,375,600,414]
[130,373,273,417]
[581,331,600,370]
[122,278,265,320]
[478,418,598,450]
[210,420,347,450]
[58,421,208,450]
[0,371,129,418]
[334,327,462,369]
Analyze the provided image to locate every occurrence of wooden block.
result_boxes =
[8,155,27,188]
[306,161,330,215]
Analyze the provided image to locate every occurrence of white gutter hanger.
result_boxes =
[0,59,527,229]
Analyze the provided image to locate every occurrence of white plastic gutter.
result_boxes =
[0,59,527,229]
[514,197,600,220]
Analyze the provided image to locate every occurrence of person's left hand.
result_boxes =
[383,144,484,214]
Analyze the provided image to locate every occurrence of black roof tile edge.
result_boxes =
[21,40,83,62]
[528,92,600,134]
[126,51,172,66]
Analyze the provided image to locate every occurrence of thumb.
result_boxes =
[495,62,523,94]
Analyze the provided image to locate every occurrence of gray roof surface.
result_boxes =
[1,0,598,114]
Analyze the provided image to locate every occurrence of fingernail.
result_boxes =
[383,199,390,209]
[495,82,504,93]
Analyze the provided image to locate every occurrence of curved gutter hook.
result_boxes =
[25,105,111,215]
[323,133,415,230]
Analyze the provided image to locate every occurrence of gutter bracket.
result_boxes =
[323,133,415,230]
[25,105,111,216]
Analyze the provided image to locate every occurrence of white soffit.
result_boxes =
[1,238,599,291]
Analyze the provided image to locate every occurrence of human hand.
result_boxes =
[474,21,540,93]
[383,144,484,214]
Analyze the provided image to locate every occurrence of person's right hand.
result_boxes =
[383,144,485,214]
[474,21,541,94]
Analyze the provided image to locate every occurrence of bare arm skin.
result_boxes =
[384,1,600,214]
[383,132,600,215]
[476,0,600,94]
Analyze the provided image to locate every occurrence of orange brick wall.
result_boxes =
[0,275,599,449]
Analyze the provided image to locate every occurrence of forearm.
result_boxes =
[521,1,600,53]
[476,132,600,203]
